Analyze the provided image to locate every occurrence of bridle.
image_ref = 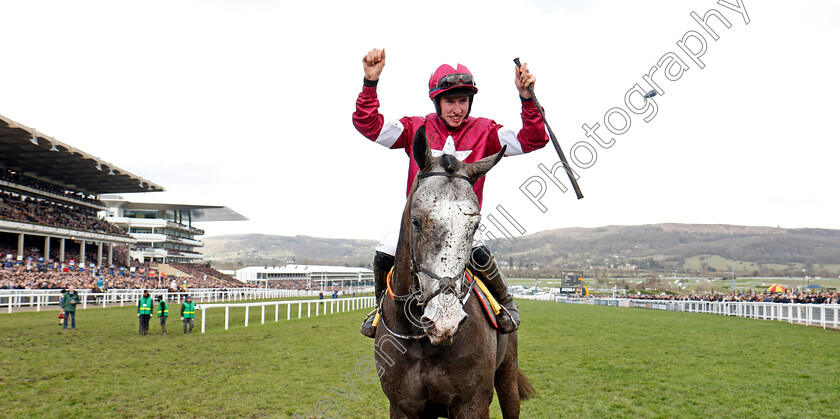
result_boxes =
[399,170,475,305]
[380,170,477,340]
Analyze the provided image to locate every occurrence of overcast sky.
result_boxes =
[2,0,838,241]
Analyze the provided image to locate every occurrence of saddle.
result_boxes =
[374,268,501,330]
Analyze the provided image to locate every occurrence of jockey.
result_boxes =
[353,48,550,338]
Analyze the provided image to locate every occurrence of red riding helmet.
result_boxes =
[428,64,478,119]
[428,64,478,99]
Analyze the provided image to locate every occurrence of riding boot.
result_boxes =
[361,253,392,338]
[470,246,520,334]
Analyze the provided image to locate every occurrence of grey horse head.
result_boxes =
[409,126,504,346]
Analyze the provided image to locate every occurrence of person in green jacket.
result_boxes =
[137,289,153,336]
[181,295,196,334]
[156,295,169,335]
[61,286,80,330]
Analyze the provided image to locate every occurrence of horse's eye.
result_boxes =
[411,217,422,231]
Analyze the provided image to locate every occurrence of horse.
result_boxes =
[374,126,536,418]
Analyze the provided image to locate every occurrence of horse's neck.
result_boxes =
[391,185,416,295]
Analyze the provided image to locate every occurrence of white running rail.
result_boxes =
[196,296,376,333]
[0,288,333,313]
[517,294,840,329]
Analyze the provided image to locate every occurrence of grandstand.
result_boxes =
[236,264,374,290]
[0,113,246,290]
[0,113,162,269]
[101,196,247,264]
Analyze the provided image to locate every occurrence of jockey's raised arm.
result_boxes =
[362,48,385,82]
[353,50,549,205]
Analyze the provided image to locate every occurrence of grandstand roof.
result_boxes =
[0,114,164,194]
[103,196,248,222]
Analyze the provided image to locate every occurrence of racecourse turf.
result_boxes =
[1,299,838,418]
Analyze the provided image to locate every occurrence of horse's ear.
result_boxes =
[413,126,432,170]
[466,145,506,182]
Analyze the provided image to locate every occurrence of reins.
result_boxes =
[381,268,476,341]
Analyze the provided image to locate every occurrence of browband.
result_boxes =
[417,171,474,185]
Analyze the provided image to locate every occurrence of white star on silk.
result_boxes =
[430,135,472,160]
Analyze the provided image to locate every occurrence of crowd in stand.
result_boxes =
[0,231,257,290]
[266,279,310,290]
[0,168,105,207]
[0,260,250,290]
[169,262,235,283]
[1,191,128,237]
[0,239,130,269]
[612,292,840,304]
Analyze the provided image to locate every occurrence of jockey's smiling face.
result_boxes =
[439,96,470,128]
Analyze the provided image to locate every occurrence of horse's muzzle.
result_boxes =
[421,291,468,346]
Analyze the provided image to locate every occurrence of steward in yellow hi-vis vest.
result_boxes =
[156,296,169,335]
[181,296,196,334]
[137,290,153,336]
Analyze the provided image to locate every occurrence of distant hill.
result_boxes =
[202,234,377,269]
[203,224,840,276]
[491,223,840,276]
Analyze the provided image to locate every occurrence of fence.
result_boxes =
[0,288,325,313]
[516,293,840,329]
[196,296,376,333]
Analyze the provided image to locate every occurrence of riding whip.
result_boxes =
[514,58,584,200]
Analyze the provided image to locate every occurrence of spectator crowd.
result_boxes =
[1,191,128,237]
[0,168,105,207]
[613,292,840,304]
[0,258,250,290]
[169,262,236,284]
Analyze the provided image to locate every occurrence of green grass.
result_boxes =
[683,254,761,271]
[1,301,838,418]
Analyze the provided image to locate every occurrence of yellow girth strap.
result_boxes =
[467,268,502,315]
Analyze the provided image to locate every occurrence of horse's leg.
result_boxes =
[448,395,492,419]
[495,333,521,419]
[389,403,418,419]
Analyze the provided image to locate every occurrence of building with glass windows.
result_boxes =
[235,264,373,290]
[102,196,247,264]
